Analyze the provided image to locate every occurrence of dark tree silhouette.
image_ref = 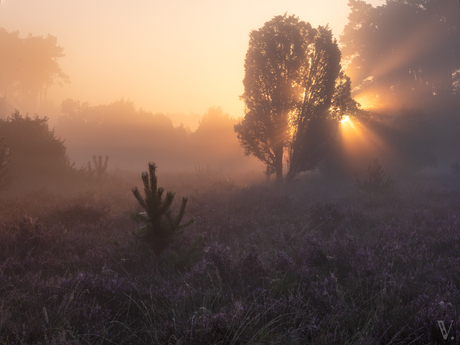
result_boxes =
[0,28,69,113]
[286,27,357,181]
[235,15,355,182]
[235,14,315,182]
[340,0,460,109]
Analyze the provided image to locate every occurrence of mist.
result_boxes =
[2,1,460,342]
[55,100,263,174]
[0,0,458,185]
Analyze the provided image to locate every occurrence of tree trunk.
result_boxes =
[274,145,284,183]
[285,140,299,182]
[285,167,295,182]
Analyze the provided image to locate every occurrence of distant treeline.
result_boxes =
[56,99,260,172]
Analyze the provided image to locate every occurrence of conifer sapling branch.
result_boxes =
[131,162,195,256]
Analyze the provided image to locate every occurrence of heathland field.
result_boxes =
[0,170,459,344]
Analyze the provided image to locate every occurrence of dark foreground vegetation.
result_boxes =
[1,169,459,345]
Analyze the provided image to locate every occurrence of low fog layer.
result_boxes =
[55,101,263,173]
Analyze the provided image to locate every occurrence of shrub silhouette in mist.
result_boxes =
[131,162,195,256]
[355,158,395,195]
[0,111,70,180]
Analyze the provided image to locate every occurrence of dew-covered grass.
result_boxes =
[0,170,459,344]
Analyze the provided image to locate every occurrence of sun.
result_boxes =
[340,115,351,125]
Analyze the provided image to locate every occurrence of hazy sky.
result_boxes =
[0,0,383,119]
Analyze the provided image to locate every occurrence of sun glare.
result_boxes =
[339,115,363,152]
[337,113,394,174]
[340,115,351,125]
[353,93,386,110]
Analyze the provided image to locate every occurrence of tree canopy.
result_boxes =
[235,14,355,182]
[340,0,460,110]
[236,15,314,182]
[0,28,68,115]
[288,27,360,180]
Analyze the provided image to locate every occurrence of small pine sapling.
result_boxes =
[132,162,195,256]
[0,138,13,193]
[87,155,109,179]
[355,158,395,195]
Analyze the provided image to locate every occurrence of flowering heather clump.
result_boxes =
[308,202,343,235]
[204,242,235,284]
[269,251,299,298]
[45,203,109,226]
[237,245,267,289]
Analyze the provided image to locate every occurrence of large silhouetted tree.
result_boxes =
[0,28,68,114]
[340,0,460,109]
[286,27,356,180]
[235,14,315,182]
[235,14,355,182]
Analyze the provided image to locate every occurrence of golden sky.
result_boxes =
[0,0,383,119]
